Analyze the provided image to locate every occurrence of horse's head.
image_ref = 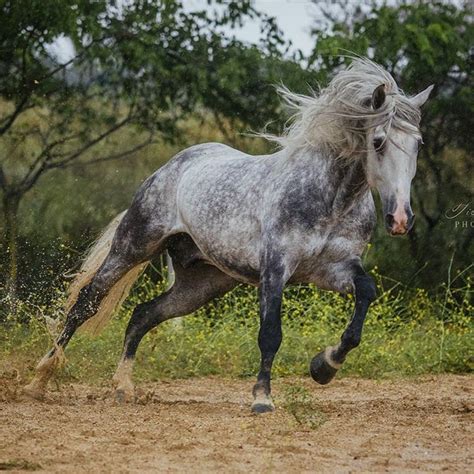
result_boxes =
[365,84,433,236]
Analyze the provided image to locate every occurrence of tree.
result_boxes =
[0,0,310,304]
[308,0,473,285]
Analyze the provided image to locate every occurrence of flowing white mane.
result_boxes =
[267,57,421,158]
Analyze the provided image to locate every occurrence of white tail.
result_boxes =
[65,210,149,336]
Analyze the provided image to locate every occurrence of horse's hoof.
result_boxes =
[22,384,46,401]
[114,388,134,404]
[251,394,275,414]
[251,402,275,414]
[310,350,338,385]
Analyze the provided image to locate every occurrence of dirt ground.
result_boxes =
[0,374,472,473]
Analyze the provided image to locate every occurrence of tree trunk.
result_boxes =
[2,193,20,312]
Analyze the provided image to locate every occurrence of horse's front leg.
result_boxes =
[311,264,376,384]
[251,261,288,414]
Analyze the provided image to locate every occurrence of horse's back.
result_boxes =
[174,142,252,168]
[127,143,247,222]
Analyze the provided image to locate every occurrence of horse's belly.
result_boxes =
[177,187,262,284]
[183,225,261,284]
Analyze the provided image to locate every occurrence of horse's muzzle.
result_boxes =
[385,210,415,236]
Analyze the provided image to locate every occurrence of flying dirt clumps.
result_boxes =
[0,368,22,402]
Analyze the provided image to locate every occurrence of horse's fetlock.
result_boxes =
[252,380,270,398]
[344,333,361,350]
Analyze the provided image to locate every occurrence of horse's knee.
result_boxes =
[354,274,376,303]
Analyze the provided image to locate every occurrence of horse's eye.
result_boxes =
[373,137,384,152]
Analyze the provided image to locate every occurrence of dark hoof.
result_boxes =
[22,384,46,401]
[310,351,338,385]
[251,402,275,414]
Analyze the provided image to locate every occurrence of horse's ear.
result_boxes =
[410,84,434,108]
[371,84,386,110]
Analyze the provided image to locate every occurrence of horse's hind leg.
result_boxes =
[23,253,143,400]
[23,215,161,400]
[113,257,236,402]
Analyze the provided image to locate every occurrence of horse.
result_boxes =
[23,58,433,413]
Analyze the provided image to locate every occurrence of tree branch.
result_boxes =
[20,133,154,195]
[19,114,135,193]
[48,115,134,167]
[65,135,155,168]
[38,35,107,84]
[19,132,82,189]
[0,165,7,190]
[0,35,109,138]
[0,95,31,136]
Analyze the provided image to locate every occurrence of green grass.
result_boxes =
[0,269,472,385]
[0,459,42,471]
[281,385,327,429]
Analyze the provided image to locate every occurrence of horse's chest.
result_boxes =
[292,207,375,284]
[298,229,361,265]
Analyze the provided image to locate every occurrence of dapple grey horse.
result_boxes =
[24,58,433,412]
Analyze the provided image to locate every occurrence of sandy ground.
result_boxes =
[0,374,472,473]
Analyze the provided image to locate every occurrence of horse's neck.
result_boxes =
[289,146,370,213]
[331,155,370,213]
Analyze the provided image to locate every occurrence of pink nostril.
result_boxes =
[385,213,395,228]
[385,213,409,234]
[385,202,413,235]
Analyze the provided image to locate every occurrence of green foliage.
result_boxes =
[1,269,472,384]
[0,459,42,471]
[0,0,305,175]
[282,385,326,430]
